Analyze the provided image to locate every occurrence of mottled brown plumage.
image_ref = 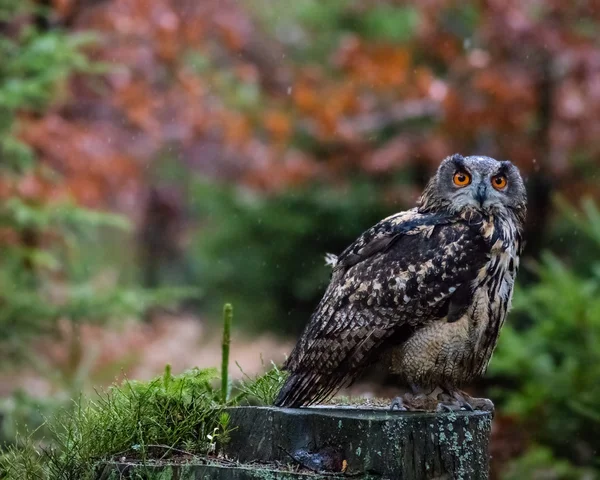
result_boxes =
[274,154,526,409]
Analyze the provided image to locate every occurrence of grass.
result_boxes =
[234,361,288,406]
[0,365,288,479]
[0,303,289,480]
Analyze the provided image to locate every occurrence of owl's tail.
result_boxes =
[273,373,304,407]
[274,368,349,408]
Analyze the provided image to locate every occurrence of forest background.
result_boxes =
[1,1,600,478]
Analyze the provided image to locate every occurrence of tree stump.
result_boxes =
[98,406,492,479]
[225,406,491,479]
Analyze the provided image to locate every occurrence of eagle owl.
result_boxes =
[274,154,526,411]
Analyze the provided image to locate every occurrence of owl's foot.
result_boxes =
[437,391,495,413]
[390,396,407,411]
[390,388,495,413]
[465,396,494,412]
[390,392,440,412]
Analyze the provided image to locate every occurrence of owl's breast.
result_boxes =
[387,218,521,388]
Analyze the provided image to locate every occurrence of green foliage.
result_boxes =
[0,3,119,365]
[0,363,286,479]
[189,178,395,335]
[0,367,223,479]
[0,4,198,455]
[361,5,420,43]
[234,362,289,406]
[490,198,600,472]
[439,4,481,41]
[0,391,66,447]
[250,1,419,62]
[0,1,95,173]
[502,445,595,480]
[0,2,197,370]
[0,197,198,365]
[0,27,94,111]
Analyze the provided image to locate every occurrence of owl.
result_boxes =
[274,154,526,411]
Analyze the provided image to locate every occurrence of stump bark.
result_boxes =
[226,406,491,479]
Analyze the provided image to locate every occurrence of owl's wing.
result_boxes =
[274,209,491,407]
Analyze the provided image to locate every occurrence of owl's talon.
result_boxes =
[436,402,465,413]
[390,396,407,411]
[467,397,495,412]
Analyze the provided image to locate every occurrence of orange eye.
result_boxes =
[492,175,507,190]
[453,171,471,187]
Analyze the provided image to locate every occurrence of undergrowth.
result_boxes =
[235,361,288,406]
[0,363,288,479]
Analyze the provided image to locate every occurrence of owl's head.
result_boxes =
[418,154,527,220]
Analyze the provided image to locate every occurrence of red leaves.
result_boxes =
[19,114,140,208]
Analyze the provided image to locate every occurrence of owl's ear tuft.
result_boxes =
[497,160,512,176]
[449,153,466,169]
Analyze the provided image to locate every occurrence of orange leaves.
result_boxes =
[19,115,140,208]
[51,0,76,19]
[442,65,537,153]
[316,83,362,137]
[114,80,162,136]
[214,13,246,52]
[263,110,292,144]
[154,6,182,62]
[245,151,322,192]
[363,136,411,174]
[221,111,252,147]
[473,69,536,128]
[335,37,411,90]
[292,81,320,115]
[292,75,362,139]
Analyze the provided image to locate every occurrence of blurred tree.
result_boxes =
[0,1,187,387]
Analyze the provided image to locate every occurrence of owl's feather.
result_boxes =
[275,209,492,407]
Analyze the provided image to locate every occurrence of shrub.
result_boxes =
[490,199,600,474]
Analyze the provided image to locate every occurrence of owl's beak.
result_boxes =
[474,183,488,206]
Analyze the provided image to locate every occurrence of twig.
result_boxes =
[145,444,197,460]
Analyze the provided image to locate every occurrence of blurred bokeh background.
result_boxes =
[1,0,600,477]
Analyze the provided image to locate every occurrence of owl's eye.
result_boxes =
[453,171,471,187]
[491,175,508,190]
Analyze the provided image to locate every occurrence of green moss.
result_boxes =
[0,364,288,479]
